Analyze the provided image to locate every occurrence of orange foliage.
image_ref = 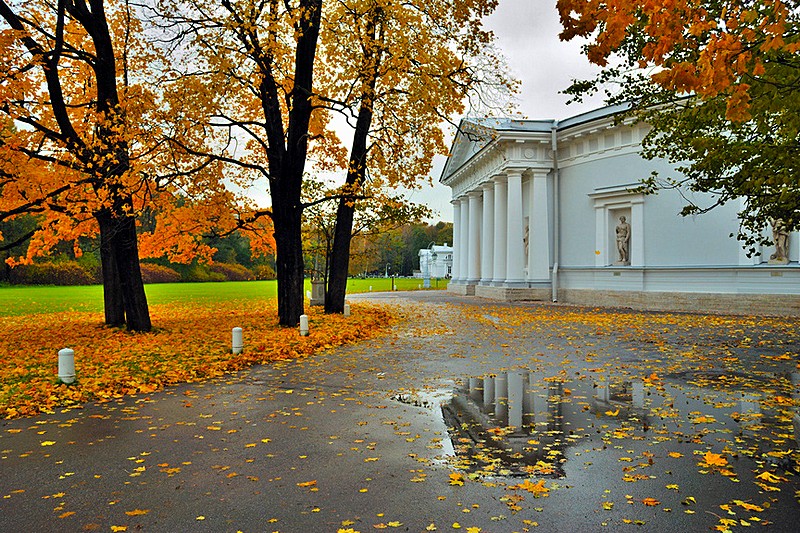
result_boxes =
[557,0,795,119]
[0,301,394,419]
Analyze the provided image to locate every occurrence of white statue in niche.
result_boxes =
[768,217,790,264]
[523,223,530,262]
[615,216,631,265]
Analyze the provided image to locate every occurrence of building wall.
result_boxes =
[440,110,800,315]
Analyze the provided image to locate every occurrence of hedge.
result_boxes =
[9,261,99,286]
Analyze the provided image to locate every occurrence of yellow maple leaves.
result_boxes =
[699,451,729,468]
[508,479,549,497]
[0,301,394,419]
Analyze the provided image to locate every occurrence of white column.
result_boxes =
[506,170,526,285]
[492,176,507,285]
[480,183,495,285]
[467,192,482,283]
[528,171,551,281]
[595,207,606,267]
[451,200,461,281]
[459,197,470,282]
[631,201,645,267]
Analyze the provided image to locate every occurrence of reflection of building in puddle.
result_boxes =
[438,369,800,479]
[442,372,571,478]
[592,379,648,423]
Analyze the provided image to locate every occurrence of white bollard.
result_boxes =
[306,290,312,299]
[369,285,372,291]
[299,314,309,336]
[232,327,243,354]
[58,348,75,384]
[344,303,351,317]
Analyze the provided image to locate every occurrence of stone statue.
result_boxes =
[769,217,790,264]
[615,216,631,264]
[523,224,530,261]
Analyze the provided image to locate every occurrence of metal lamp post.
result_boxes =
[423,241,436,289]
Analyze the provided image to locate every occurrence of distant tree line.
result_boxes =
[1,214,451,285]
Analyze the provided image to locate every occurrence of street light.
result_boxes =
[423,241,436,288]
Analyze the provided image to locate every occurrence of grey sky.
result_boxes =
[410,0,607,223]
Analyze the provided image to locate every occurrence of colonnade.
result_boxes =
[451,170,552,287]
[465,372,561,432]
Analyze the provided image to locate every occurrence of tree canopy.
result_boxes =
[558,0,800,252]
[154,0,512,323]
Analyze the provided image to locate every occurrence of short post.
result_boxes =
[232,327,243,354]
[299,314,309,336]
[58,348,75,384]
[369,285,372,292]
[344,303,351,317]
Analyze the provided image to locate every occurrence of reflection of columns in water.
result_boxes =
[532,376,550,429]
[595,381,610,403]
[738,392,762,435]
[548,381,564,431]
[469,377,483,404]
[495,372,509,426]
[631,380,644,408]
[522,373,533,427]
[483,375,495,413]
[508,372,525,429]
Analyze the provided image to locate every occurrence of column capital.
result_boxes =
[504,167,527,178]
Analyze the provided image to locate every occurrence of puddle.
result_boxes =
[395,370,800,480]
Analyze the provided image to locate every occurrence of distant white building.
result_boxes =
[440,104,800,315]
[418,244,453,279]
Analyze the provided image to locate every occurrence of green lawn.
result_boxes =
[0,277,448,317]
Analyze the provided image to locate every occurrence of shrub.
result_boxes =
[10,261,98,285]
[254,264,277,280]
[182,264,226,282]
[209,262,254,281]
[140,263,181,284]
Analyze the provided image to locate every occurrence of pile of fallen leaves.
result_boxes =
[0,301,395,418]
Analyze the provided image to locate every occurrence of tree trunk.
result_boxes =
[96,207,151,332]
[326,200,356,313]
[325,9,382,314]
[272,197,305,326]
[98,213,125,327]
[325,93,377,313]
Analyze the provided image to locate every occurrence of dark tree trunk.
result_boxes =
[97,207,151,331]
[261,0,322,326]
[326,11,382,313]
[98,213,125,327]
[272,191,305,327]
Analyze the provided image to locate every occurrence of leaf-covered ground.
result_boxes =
[0,300,394,418]
[1,292,798,533]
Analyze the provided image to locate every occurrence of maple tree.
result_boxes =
[557,0,800,251]
[0,0,158,330]
[323,0,513,313]
[0,1,269,329]
[154,0,513,324]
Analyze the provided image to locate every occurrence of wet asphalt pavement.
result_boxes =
[1,291,799,532]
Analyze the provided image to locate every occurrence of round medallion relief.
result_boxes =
[523,147,536,159]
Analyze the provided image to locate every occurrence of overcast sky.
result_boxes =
[409,0,608,224]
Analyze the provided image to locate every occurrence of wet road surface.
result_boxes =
[2,291,799,532]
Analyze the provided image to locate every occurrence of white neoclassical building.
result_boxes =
[418,244,453,279]
[441,104,800,315]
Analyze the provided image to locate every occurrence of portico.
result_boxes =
[441,106,800,315]
[442,120,556,300]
